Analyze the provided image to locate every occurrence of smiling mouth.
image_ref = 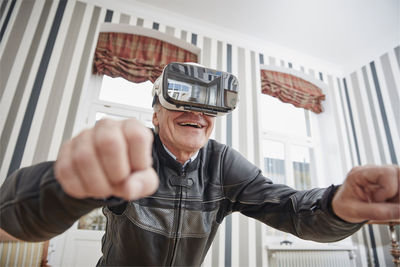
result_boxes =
[178,122,203,129]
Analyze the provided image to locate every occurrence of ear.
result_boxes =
[152,112,159,127]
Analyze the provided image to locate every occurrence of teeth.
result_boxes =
[179,122,202,128]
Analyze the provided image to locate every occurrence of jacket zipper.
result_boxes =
[169,170,185,266]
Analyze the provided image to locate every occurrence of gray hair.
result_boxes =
[152,97,161,134]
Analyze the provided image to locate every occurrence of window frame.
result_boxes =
[259,64,328,189]
[259,65,353,247]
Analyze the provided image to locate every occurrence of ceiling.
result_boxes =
[129,0,399,73]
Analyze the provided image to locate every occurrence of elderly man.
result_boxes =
[0,63,399,266]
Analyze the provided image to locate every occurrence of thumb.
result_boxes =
[336,200,400,223]
[113,168,159,200]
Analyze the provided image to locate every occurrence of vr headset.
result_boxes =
[152,62,239,116]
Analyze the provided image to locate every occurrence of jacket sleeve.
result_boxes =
[221,146,364,243]
[0,161,121,241]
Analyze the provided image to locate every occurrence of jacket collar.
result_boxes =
[161,143,199,168]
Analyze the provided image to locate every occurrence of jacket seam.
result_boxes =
[125,211,214,239]
[220,146,227,200]
[127,215,175,238]
[236,198,281,205]
[221,178,256,188]
[0,192,39,210]
[0,176,60,210]
[147,196,225,203]
[40,177,57,188]
[225,172,267,204]
[290,195,298,213]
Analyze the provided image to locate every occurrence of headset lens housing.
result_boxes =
[159,63,239,116]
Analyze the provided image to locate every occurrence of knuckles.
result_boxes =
[71,144,93,167]
[95,130,124,154]
[93,121,128,156]
[123,120,153,145]
[95,118,116,128]
[348,166,364,176]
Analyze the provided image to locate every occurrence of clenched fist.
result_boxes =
[332,165,400,223]
[54,119,159,200]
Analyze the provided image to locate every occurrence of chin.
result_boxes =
[179,139,206,151]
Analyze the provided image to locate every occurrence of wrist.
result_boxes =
[328,185,349,223]
[331,185,367,224]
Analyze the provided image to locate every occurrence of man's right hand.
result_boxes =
[54,118,159,200]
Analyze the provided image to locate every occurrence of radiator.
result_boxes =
[268,249,356,267]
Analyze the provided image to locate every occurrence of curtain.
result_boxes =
[260,69,325,113]
[93,32,198,83]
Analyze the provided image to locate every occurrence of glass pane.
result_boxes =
[78,208,106,231]
[260,94,308,137]
[291,145,311,190]
[99,76,154,109]
[262,139,286,184]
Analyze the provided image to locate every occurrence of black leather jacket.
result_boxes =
[0,134,363,266]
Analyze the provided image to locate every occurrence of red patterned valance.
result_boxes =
[260,69,325,113]
[93,32,198,83]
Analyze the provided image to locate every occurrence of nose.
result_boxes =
[189,111,204,116]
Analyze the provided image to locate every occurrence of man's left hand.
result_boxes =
[332,165,400,223]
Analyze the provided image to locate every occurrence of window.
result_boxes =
[91,76,154,127]
[261,94,314,190]
[291,144,311,190]
[262,139,286,185]
[261,93,317,240]
[258,66,355,248]
[261,93,308,138]
[99,76,154,110]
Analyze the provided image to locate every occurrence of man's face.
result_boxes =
[152,106,215,155]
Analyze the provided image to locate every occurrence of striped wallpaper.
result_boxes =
[0,0,398,266]
[0,241,45,267]
[340,47,400,267]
